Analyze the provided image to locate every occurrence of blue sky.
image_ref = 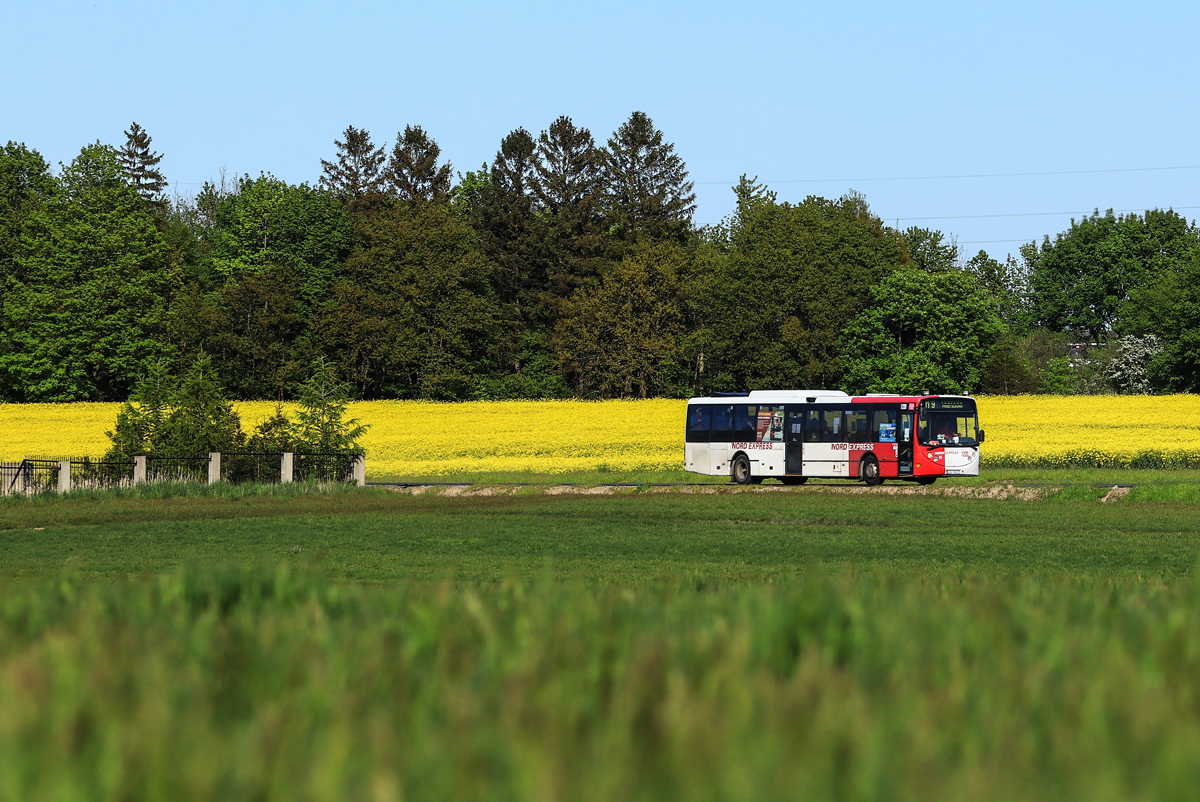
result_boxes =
[5,0,1198,260]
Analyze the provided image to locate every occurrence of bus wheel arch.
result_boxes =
[860,455,883,487]
[731,453,758,485]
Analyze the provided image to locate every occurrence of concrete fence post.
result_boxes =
[281,452,293,484]
[352,454,366,487]
[0,462,20,496]
[208,452,221,485]
[134,455,147,486]
[58,460,71,494]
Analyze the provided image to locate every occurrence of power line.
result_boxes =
[891,204,1200,222]
[696,164,1200,186]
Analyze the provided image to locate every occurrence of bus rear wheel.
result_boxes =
[860,456,883,487]
[781,476,807,486]
[731,454,754,485]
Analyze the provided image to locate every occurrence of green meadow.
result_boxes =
[2,477,1200,801]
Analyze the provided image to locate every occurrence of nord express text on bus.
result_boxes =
[684,390,985,486]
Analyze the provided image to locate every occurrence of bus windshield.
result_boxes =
[917,400,980,447]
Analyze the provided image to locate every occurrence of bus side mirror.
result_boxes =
[978,429,986,443]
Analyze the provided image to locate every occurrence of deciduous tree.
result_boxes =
[203,173,350,301]
[690,188,908,392]
[901,227,958,273]
[840,269,1003,395]
[1025,208,1200,343]
[1,143,175,401]
[555,243,686,398]
[317,200,499,399]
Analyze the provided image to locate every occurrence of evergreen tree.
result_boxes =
[320,125,386,201]
[105,354,244,457]
[117,122,167,205]
[105,358,176,457]
[529,116,608,306]
[294,357,368,452]
[386,125,452,202]
[157,354,245,457]
[471,128,552,327]
[602,111,696,244]
[530,116,602,214]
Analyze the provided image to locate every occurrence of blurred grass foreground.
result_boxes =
[1,565,1198,801]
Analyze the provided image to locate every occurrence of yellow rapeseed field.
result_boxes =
[4,395,1200,475]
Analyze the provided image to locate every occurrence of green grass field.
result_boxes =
[3,475,1200,801]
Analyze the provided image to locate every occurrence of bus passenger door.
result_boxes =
[898,412,914,475]
[785,407,804,475]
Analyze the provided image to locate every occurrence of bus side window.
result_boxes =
[733,405,757,437]
[822,409,845,443]
[872,409,897,443]
[686,405,711,443]
[805,410,821,442]
[785,407,805,441]
[846,408,869,443]
[711,405,733,442]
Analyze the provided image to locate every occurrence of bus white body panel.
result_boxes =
[801,442,849,477]
[942,447,980,475]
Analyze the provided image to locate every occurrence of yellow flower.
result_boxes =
[5,395,1200,475]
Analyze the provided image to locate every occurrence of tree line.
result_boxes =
[2,116,1199,402]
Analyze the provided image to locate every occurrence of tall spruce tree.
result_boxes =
[530,116,608,305]
[320,125,386,201]
[602,111,696,244]
[386,125,452,202]
[117,122,167,205]
[472,129,544,314]
[530,116,602,214]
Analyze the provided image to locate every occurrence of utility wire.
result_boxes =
[696,164,1200,185]
[890,204,1200,222]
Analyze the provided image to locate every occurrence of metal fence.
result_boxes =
[2,459,60,495]
[294,452,359,483]
[71,456,136,489]
[146,456,210,484]
[2,452,364,494]
[222,452,284,484]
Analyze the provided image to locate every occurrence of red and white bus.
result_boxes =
[684,390,984,485]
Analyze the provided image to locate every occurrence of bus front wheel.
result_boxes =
[860,456,883,487]
[781,476,807,486]
[917,476,936,486]
[731,454,754,485]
